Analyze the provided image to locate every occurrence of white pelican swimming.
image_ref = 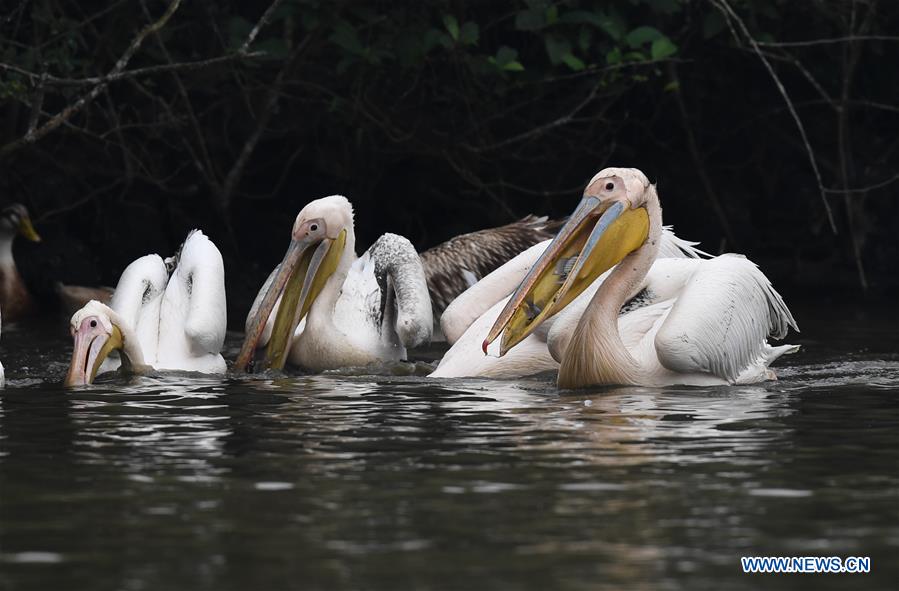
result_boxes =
[64,230,226,386]
[236,196,558,373]
[476,167,797,388]
[431,225,708,379]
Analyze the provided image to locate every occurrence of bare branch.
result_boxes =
[464,76,606,154]
[0,52,267,87]
[221,34,313,211]
[669,62,738,249]
[824,171,899,194]
[240,0,286,53]
[711,0,838,233]
[0,0,183,157]
[757,35,899,48]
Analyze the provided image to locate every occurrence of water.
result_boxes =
[1,301,897,590]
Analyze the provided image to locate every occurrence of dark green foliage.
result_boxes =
[1,0,897,311]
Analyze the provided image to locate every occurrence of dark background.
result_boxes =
[2,0,897,325]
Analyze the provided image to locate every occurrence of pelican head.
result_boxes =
[0,204,41,242]
[235,195,352,371]
[64,301,125,386]
[485,167,653,355]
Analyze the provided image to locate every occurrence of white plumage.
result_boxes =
[239,196,567,373]
[437,167,798,388]
[65,230,226,385]
[294,233,433,371]
[431,228,708,379]
[241,196,433,373]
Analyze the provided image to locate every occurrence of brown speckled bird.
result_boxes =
[419,215,563,318]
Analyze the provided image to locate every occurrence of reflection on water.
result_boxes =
[0,304,897,591]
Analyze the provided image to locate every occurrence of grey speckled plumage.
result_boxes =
[419,215,564,316]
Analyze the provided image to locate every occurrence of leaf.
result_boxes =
[663,80,680,93]
[606,47,622,65]
[495,45,519,68]
[545,5,559,25]
[493,45,524,71]
[623,50,647,62]
[650,37,677,60]
[578,28,593,52]
[460,22,479,46]
[544,35,572,65]
[443,14,460,41]
[626,25,663,48]
[561,53,586,71]
[488,51,524,72]
[423,28,453,52]
[597,11,627,41]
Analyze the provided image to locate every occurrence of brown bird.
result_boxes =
[0,204,42,321]
[0,204,113,323]
[419,215,564,318]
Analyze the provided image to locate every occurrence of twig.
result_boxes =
[240,0,286,53]
[0,52,267,87]
[711,0,837,233]
[836,0,866,290]
[139,0,221,196]
[465,76,605,153]
[221,35,312,212]
[668,62,738,249]
[824,171,899,194]
[0,0,183,157]
[756,35,899,47]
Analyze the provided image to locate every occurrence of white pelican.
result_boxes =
[236,196,558,373]
[479,167,798,388]
[64,230,226,386]
[431,225,708,379]
[0,204,42,320]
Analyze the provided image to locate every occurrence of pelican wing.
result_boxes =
[367,233,433,348]
[419,215,563,316]
[433,229,710,380]
[174,230,227,354]
[653,254,798,382]
[109,255,167,324]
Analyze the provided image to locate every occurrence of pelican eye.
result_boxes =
[605,182,614,191]
[310,223,318,232]
[90,320,98,328]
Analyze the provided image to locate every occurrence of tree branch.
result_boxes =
[711,0,838,233]
[0,0,183,157]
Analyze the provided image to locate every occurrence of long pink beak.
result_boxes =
[64,326,110,387]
